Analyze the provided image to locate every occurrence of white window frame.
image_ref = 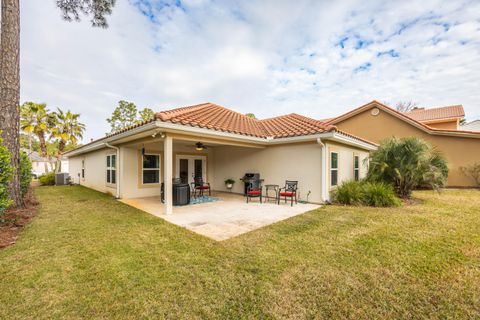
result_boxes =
[331,152,339,186]
[142,153,161,185]
[106,154,116,185]
[354,155,360,181]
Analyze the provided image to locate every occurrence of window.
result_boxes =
[81,160,85,178]
[331,152,338,186]
[142,154,160,184]
[106,154,116,184]
[354,155,360,181]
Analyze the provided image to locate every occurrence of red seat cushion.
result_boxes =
[195,185,210,190]
[280,191,295,197]
[247,190,261,195]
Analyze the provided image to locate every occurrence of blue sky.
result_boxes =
[21,0,480,141]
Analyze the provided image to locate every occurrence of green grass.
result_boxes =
[0,186,479,319]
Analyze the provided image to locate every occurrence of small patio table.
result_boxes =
[264,184,279,203]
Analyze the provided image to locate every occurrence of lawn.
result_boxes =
[0,186,479,319]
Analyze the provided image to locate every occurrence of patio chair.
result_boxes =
[246,180,263,203]
[191,176,211,197]
[278,180,298,206]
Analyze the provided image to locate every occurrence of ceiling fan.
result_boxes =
[195,142,207,151]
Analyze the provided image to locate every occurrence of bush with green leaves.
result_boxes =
[331,180,401,207]
[361,182,402,207]
[0,136,13,218]
[367,137,448,198]
[330,180,364,205]
[20,151,32,197]
[39,172,55,186]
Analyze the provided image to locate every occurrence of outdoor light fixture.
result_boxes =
[141,146,146,155]
[195,142,206,151]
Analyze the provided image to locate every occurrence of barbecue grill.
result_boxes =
[240,173,264,196]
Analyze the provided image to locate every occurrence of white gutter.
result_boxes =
[316,138,329,203]
[105,143,120,199]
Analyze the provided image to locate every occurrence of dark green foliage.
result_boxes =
[0,135,13,217]
[331,180,401,207]
[39,172,55,186]
[19,152,32,197]
[330,180,364,205]
[361,182,402,207]
[107,101,154,133]
[367,137,448,198]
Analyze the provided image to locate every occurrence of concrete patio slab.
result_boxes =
[120,192,320,240]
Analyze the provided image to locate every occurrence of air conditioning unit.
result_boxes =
[55,173,69,186]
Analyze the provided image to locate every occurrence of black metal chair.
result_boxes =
[246,180,263,203]
[191,176,211,197]
[278,180,298,206]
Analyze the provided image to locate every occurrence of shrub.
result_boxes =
[330,180,364,205]
[460,162,480,186]
[331,180,401,207]
[39,172,55,186]
[361,182,402,207]
[0,135,13,218]
[367,137,448,198]
[20,151,32,197]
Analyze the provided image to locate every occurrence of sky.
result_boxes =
[20,0,480,142]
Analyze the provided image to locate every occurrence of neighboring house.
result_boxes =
[461,120,480,132]
[327,101,480,187]
[65,103,377,211]
[22,149,69,176]
[23,149,55,177]
[403,105,465,130]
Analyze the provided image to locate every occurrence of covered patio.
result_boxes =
[120,191,320,240]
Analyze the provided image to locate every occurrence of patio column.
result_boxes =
[164,135,173,215]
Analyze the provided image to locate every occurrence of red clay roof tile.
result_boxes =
[404,105,464,122]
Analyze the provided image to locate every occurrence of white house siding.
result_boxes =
[212,142,324,203]
[68,148,117,195]
[69,139,370,203]
[326,141,370,190]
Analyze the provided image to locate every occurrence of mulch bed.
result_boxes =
[0,187,39,249]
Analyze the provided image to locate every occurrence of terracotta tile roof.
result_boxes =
[156,103,267,138]
[260,113,336,138]
[155,103,336,138]
[404,105,464,122]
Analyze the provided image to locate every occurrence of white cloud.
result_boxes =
[20,0,480,141]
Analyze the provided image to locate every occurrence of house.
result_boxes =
[403,105,465,130]
[327,101,480,187]
[65,103,377,213]
[23,149,69,177]
[461,120,480,132]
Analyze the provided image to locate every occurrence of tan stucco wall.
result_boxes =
[326,141,369,190]
[424,120,458,130]
[69,137,371,203]
[69,141,215,199]
[334,106,480,187]
[213,142,323,202]
[69,148,117,195]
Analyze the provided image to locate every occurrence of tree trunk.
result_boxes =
[37,132,49,172]
[28,132,32,152]
[56,139,65,172]
[0,0,23,208]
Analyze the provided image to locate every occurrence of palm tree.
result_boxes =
[367,137,449,198]
[20,102,55,172]
[51,108,85,172]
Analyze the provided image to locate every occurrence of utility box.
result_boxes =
[55,173,69,186]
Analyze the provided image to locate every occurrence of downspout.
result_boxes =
[316,138,329,203]
[105,143,120,199]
